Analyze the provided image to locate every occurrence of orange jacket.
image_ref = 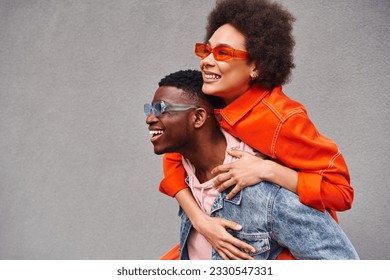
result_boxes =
[160,84,354,220]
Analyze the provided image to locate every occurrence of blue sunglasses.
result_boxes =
[144,100,198,117]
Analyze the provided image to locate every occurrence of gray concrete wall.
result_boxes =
[0,0,389,260]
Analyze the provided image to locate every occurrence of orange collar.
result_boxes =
[215,84,272,126]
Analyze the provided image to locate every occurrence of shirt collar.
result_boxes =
[215,84,271,126]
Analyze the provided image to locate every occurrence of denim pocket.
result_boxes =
[232,232,271,259]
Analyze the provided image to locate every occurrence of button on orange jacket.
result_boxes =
[159,84,354,259]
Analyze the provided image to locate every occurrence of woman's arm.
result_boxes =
[218,110,353,212]
[211,149,298,200]
[159,153,188,197]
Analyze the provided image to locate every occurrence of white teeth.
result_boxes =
[149,130,163,135]
[205,74,221,80]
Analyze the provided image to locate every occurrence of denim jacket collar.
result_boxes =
[185,176,243,214]
[211,188,243,214]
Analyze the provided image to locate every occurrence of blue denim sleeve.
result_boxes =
[270,184,359,260]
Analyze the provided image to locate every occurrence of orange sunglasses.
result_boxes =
[195,43,249,61]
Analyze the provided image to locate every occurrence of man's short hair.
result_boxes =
[158,70,203,101]
[158,69,222,107]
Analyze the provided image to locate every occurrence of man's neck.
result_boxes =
[182,129,226,183]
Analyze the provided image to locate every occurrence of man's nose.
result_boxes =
[145,111,157,124]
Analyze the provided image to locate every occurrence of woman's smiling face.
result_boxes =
[200,24,257,104]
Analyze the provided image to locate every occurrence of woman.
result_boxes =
[160,0,353,260]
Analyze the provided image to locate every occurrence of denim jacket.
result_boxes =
[179,180,359,260]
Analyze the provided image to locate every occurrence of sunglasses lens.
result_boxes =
[144,104,151,116]
[144,103,162,116]
[195,44,210,59]
[214,46,233,61]
[154,102,164,116]
[194,44,234,61]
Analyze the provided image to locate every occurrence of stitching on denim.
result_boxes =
[267,186,280,238]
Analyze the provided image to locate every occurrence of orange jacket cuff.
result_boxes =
[297,172,325,212]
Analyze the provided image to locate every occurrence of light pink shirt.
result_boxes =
[182,129,257,260]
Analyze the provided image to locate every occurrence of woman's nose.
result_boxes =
[200,52,216,69]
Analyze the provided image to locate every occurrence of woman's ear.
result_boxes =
[193,107,209,128]
[250,66,260,80]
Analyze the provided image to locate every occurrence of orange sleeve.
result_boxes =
[159,153,188,197]
[276,113,353,212]
[160,242,180,260]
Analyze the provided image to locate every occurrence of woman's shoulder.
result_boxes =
[261,86,307,122]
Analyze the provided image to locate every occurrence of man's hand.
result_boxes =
[193,215,256,260]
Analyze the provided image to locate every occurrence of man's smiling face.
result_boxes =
[145,86,196,155]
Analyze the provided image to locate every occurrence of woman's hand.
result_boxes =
[211,149,269,199]
[193,215,256,260]
[211,149,298,198]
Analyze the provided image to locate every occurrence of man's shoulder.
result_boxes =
[241,181,282,198]
[241,181,301,208]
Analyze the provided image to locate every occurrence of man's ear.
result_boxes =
[192,108,209,128]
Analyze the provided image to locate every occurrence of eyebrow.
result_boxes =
[207,41,233,48]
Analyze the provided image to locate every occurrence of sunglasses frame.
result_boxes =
[144,100,198,117]
[195,43,249,61]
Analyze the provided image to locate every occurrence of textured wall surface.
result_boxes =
[0,0,389,260]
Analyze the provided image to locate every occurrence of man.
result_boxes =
[145,70,359,260]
